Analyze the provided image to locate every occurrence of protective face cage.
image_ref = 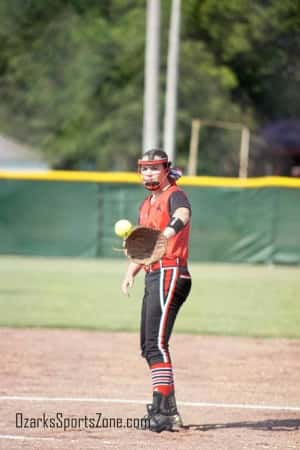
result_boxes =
[137,158,171,191]
[137,158,170,171]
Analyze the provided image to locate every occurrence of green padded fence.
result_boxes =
[0,171,299,264]
[0,179,99,257]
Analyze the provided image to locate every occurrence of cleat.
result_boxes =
[149,412,173,433]
[170,412,183,428]
[145,391,184,432]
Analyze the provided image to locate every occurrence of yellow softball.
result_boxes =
[114,219,133,238]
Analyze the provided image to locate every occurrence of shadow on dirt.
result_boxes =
[183,419,300,432]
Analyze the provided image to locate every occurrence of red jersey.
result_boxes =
[139,184,190,261]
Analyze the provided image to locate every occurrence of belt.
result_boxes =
[145,257,187,273]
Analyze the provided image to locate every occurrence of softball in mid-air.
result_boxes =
[114,219,133,238]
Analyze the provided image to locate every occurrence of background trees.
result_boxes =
[0,0,299,174]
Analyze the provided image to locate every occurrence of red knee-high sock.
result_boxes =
[151,362,174,396]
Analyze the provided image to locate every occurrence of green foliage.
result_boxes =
[0,0,299,171]
[176,40,245,174]
[182,0,300,120]
[0,0,145,169]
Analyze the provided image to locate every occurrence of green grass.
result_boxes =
[0,256,299,338]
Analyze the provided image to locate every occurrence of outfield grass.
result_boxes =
[0,256,299,338]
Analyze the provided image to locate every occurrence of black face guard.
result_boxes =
[144,181,161,191]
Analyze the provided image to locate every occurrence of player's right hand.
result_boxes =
[121,275,134,296]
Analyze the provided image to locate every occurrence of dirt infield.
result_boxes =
[0,328,299,450]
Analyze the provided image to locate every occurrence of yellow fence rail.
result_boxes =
[0,170,300,188]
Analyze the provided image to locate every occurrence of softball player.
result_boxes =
[121,149,192,432]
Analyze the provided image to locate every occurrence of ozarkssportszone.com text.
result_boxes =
[16,412,150,430]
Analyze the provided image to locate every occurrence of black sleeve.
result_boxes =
[168,191,192,216]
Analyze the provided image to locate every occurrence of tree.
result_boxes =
[0,0,298,173]
[182,0,300,121]
[0,0,145,169]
